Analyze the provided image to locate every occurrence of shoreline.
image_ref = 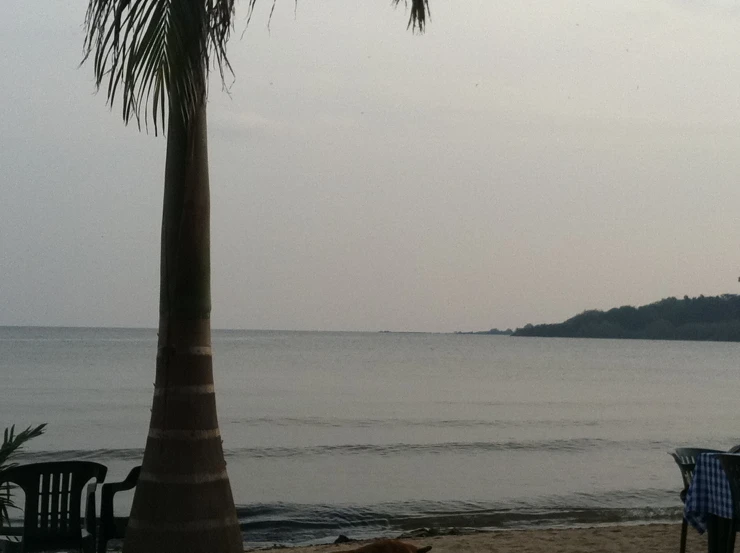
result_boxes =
[244,523,705,553]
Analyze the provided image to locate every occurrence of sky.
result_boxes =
[2,0,740,332]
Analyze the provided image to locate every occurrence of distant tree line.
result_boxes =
[512,294,740,342]
[455,328,513,335]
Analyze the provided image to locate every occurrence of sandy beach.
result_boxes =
[248,524,707,553]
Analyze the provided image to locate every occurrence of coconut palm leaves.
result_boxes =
[83,0,237,134]
[0,424,46,528]
[83,0,431,134]
[393,0,430,32]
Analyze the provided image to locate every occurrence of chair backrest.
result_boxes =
[670,448,723,490]
[718,454,740,518]
[0,461,107,549]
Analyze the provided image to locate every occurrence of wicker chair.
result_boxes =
[670,448,723,553]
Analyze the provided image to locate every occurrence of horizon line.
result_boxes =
[0,324,467,334]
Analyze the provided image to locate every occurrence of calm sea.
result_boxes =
[2,327,739,546]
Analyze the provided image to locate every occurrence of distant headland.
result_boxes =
[511,294,740,342]
[454,328,513,335]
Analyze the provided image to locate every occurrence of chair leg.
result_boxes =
[680,518,688,553]
[0,540,22,553]
[82,534,95,553]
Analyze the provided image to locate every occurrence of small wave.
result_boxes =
[18,437,675,463]
[225,416,602,429]
[226,437,671,459]
[235,495,682,545]
[16,448,144,462]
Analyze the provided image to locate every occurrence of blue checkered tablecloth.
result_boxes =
[684,452,738,533]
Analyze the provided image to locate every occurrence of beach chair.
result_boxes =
[0,461,107,553]
[97,466,140,553]
[670,448,723,553]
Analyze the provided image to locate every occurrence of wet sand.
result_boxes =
[246,523,707,553]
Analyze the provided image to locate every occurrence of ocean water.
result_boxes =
[2,326,740,546]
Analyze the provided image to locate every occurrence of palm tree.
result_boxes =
[82,1,430,552]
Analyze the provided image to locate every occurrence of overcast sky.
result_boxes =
[2,0,740,332]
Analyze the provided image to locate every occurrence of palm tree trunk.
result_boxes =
[123,102,243,553]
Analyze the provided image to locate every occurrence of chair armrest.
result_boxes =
[100,467,141,530]
[85,482,99,541]
[102,467,141,497]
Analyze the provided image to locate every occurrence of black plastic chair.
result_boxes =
[0,461,107,553]
[716,454,740,553]
[670,448,723,553]
[97,466,140,553]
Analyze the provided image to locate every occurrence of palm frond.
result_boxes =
[83,0,236,134]
[0,424,46,528]
[83,0,430,133]
[0,424,46,470]
[0,484,18,526]
[244,1,430,32]
[392,0,430,32]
